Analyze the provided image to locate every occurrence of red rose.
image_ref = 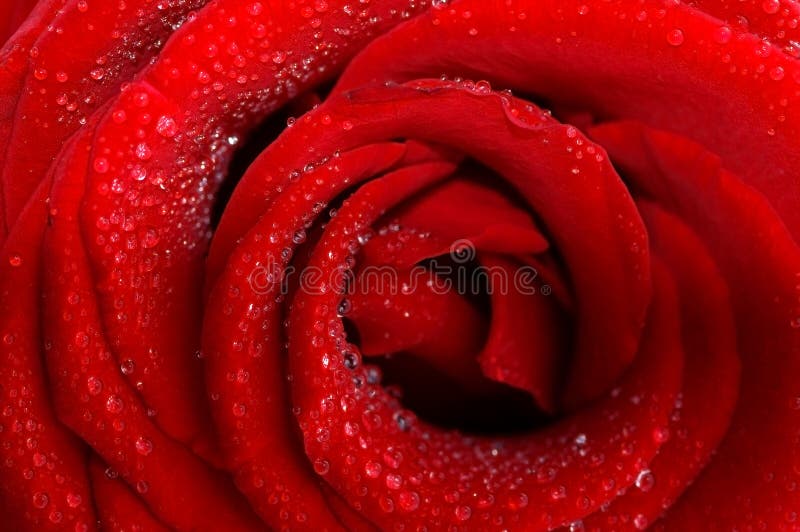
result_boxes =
[1,0,798,530]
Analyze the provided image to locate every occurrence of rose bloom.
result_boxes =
[1,0,799,530]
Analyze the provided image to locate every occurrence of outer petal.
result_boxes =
[337,0,800,240]
[591,120,800,528]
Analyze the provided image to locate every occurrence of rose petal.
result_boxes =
[44,128,262,530]
[287,145,679,527]
[88,457,169,532]
[337,0,800,240]
[0,177,95,530]
[591,120,800,527]
[583,201,740,530]
[0,0,207,236]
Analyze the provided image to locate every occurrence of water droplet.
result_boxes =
[8,254,22,267]
[383,449,402,468]
[105,395,124,414]
[635,469,655,492]
[313,458,330,475]
[454,505,472,521]
[86,377,103,395]
[633,514,649,530]
[667,28,685,46]
[569,520,585,532]
[156,116,178,137]
[130,165,147,182]
[74,332,89,348]
[33,68,48,81]
[120,359,135,375]
[385,472,402,490]
[93,157,109,174]
[379,496,394,513]
[652,426,670,443]
[713,25,732,44]
[232,403,247,417]
[337,298,352,316]
[394,411,411,431]
[292,230,306,244]
[474,80,492,94]
[365,461,382,478]
[66,492,82,508]
[32,492,49,509]
[550,485,566,500]
[770,66,785,81]
[398,491,420,511]
[142,228,160,249]
[762,0,780,14]
[134,143,151,160]
[343,421,359,437]
[343,350,359,370]
[133,92,149,108]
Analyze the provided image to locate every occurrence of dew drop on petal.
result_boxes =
[93,157,109,174]
[86,376,102,395]
[635,469,655,492]
[385,473,402,490]
[133,92,149,108]
[313,458,330,475]
[762,0,780,14]
[141,229,160,249]
[105,395,124,414]
[398,490,420,512]
[32,492,49,509]
[667,28,685,46]
[770,66,785,81]
[365,461,382,478]
[569,521,585,532]
[714,25,732,44]
[156,116,178,137]
[454,505,472,521]
[134,143,152,160]
[66,492,82,508]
